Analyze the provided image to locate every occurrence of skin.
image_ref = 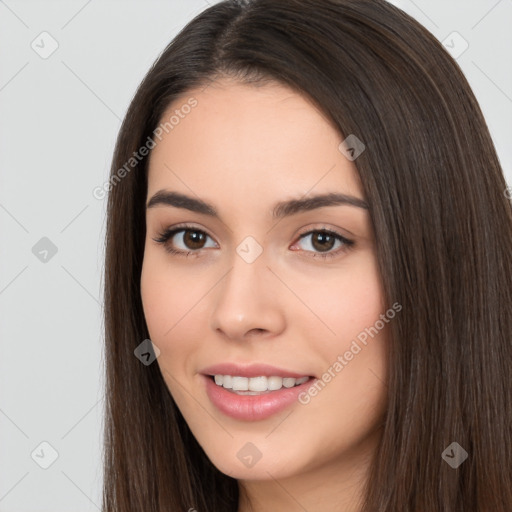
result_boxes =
[140,77,389,512]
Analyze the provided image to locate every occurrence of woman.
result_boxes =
[102,0,512,510]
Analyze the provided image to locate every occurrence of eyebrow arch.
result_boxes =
[146,190,369,219]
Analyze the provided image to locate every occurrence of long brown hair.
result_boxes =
[102,0,512,510]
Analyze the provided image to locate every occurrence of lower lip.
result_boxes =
[203,375,314,421]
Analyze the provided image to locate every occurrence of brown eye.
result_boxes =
[294,229,355,259]
[153,226,217,256]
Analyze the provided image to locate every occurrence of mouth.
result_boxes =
[200,363,316,421]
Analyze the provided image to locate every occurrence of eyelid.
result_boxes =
[153,221,215,240]
[295,223,353,240]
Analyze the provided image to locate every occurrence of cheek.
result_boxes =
[140,249,211,373]
[293,251,389,411]
[141,247,188,339]
[140,262,173,342]
[296,251,385,353]
[140,255,216,432]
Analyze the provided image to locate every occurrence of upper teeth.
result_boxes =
[214,375,309,391]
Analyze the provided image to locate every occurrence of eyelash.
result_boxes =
[152,223,355,260]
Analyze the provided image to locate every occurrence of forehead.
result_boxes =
[147,78,364,205]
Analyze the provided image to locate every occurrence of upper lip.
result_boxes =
[200,362,313,379]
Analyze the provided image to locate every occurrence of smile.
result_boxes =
[202,374,315,421]
[213,374,310,393]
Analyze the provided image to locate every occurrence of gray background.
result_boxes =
[0,0,510,510]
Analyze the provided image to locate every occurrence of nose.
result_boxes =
[209,247,286,342]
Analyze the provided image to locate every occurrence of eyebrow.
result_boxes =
[146,189,369,219]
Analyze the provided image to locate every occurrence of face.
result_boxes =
[140,77,389,484]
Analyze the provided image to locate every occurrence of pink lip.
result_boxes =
[202,374,315,422]
[200,362,312,379]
